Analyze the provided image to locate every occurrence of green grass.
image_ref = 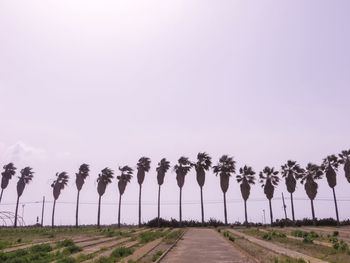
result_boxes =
[139,230,169,244]
[0,243,54,263]
[152,250,163,262]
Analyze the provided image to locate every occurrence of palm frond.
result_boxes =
[19,167,34,184]
[195,152,212,171]
[137,157,151,172]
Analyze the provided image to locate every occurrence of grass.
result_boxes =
[139,230,170,244]
[93,247,134,263]
[152,250,163,262]
[241,228,350,263]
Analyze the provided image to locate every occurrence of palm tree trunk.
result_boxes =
[75,190,80,228]
[290,192,295,222]
[138,184,142,227]
[223,192,227,225]
[179,187,182,227]
[311,199,316,225]
[200,186,204,224]
[118,194,122,228]
[157,185,161,228]
[244,200,248,226]
[52,199,56,228]
[0,189,3,203]
[332,187,339,224]
[14,195,20,228]
[269,199,273,225]
[97,195,101,228]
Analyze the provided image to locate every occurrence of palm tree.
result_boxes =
[156,158,170,227]
[137,157,151,227]
[281,160,303,222]
[174,157,193,226]
[194,152,211,224]
[117,166,133,228]
[259,166,279,225]
[338,149,350,183]
[300,163,323,225]
[14,167,34,228]
[322,155,340,223]
[213,155,236,225]
[0,163,17,203]
[75,163,90,227]
[236,165,255,225]
[96,168,114,227]
[194,152,212,224]
[51,172,69,228]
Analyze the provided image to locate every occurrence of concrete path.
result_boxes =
[228,229,327,263]
[161,228,253,263]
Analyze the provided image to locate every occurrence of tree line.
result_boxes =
[0,149,349,228]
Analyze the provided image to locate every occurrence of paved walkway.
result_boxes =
[161,228,253,263]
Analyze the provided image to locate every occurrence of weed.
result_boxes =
[111,247,133,258]
[152,250,163,262]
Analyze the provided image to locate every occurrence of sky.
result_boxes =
[0,0,349,226]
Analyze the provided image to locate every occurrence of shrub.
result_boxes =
[152,251,163,262]
[111,247,133,258]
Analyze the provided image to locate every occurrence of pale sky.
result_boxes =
[0,1,350,226]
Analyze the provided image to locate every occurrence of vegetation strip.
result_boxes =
[260,229,332,247]
[227,229,327,263]
[122,238,163,262]
[155,229,186,263]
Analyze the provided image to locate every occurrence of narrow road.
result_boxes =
[161,228,254,263]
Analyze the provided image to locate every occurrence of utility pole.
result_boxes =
[263,209,266,225]
[282,192,288,220]
[41,196,45,227]
[22,204,25,219]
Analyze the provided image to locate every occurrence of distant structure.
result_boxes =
[0,211,25,227]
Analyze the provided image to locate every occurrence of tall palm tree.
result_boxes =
[137,157,151,227]
[174,157,193,226]
[322,155,340,223]
[156,158,170,227]
[117,166,133,228]
[51,172,69,228]
[194,152,212,224]
[14,167,34,228]
[338,149,350,183]
[300,163,323,225]
[96,168,114,227]
[0,163,16,203]
[236,165,255,225]
[281,160,303,222]
[75,163,90,227]
[259,167,279,225]
[213,155,236,225]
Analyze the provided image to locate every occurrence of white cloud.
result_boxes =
[1,141,47,163]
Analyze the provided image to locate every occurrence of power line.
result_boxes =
[1,197,350,206]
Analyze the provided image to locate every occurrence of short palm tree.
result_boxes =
[75,163,90,227]
[51,172,69,228]
[322,155,340,223]
[236,165,255,225]
[156,158,170,227]
[117,166,133,228]
[259,167,279,225]
[137,157,151,227]
[174,157,193,226]
[213,155,236,225]
[300,163,323,224]
[14,167,34,228]
[96,168,114,227]
[338,149,350,183]
[194,152,212,224]
[281,160,303,222]
[0,163,17,203]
